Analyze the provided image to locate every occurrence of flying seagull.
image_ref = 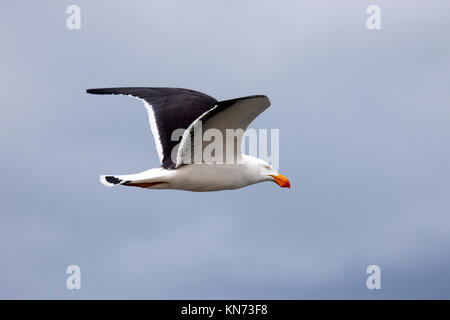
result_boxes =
[87,87,290,192]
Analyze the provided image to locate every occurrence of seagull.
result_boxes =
[87,87,290,192]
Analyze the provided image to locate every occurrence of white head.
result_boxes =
[243,155,291,188]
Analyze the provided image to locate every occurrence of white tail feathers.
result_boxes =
[99,175,126,187]
[99,168,168,188]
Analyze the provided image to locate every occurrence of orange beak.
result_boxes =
[270,173,291,188]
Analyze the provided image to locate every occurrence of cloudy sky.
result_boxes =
[1,0,449,299]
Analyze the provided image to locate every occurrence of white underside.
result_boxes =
[101,155,273,192]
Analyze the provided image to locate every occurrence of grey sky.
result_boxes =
[1,0,449,298]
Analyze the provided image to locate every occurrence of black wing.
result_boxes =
[87,87,217,169]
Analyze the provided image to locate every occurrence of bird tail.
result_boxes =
[99,175,129,187]
[99,168,167,189]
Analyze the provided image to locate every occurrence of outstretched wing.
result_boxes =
[87,87,217,169]
[176,95,271,167]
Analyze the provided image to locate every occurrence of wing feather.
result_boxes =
[87,87,217,169]
[176,95,270,167]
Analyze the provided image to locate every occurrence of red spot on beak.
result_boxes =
[270,173,291,189]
